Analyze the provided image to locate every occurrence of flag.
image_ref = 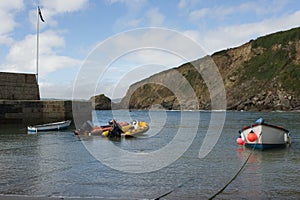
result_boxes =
[38,6,45,22]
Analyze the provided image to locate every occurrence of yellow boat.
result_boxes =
[102,121,149,138]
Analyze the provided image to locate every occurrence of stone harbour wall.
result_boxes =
[0,100,72,125]
[0,72,40,100]
[0,100,92,126]
[0,72,93,126]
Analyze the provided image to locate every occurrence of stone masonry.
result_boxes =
[0,72,40,100]
[0,100,72,124]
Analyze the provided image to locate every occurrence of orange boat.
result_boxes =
[74,121,129,136]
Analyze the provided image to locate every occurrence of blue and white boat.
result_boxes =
[27,120,72,133]
[237,118,291,150]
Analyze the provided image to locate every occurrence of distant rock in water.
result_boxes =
[89,94,112,110]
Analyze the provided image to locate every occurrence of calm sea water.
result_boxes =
[0,111,299,199]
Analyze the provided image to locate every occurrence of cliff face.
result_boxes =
[117,27,300,111]
[218,28,300,111]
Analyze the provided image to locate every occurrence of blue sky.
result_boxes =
[0,0,300,100]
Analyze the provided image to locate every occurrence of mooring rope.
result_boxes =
[208,132,261,199]
[154,132,261,200]
[154,180,187,200]
[208,149,254,199]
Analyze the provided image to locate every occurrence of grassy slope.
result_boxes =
[121,27,300,110]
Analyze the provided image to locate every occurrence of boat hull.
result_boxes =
[27,120,72,132]
[123,121,149,138]
[241,123,290,150]
[102,121,149,138]
[245,143,287,150]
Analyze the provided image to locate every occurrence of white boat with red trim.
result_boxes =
[236,118,291,150]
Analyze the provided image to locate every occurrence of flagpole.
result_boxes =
[36,6,39,84]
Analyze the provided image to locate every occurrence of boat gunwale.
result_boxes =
[242,122,289,133]
[28,120,71,128]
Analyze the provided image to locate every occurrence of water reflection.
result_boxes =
[230,146,294,199]
[236,147,263,199]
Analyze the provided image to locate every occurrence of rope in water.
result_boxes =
[154,131,260,200]
[208,132,261,199]
[154,180,187,200]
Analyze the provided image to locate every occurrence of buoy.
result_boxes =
[236,137,245,145]
[102,131,109,137]
[247,131,257,142]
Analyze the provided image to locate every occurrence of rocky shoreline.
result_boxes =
[90,93,300,111]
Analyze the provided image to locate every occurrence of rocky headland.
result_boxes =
[91,27,300,111]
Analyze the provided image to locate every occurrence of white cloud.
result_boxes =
[27,0,89,28]
[72,28,207,99]
[0,0,24,45]
[237,0,289,15]
[1,0,299,100]
[105,28,204,64]
[0,10,16,35]
[183,30,200,41]
[127,19,142,27]
[96,64,170,99]
[0,35,13,46]
[189,8,209,21]
[1,0,88,73]
[146,8,165,26]
[40,81,74,99]
[109,0,147,11]
[41,0,88,13]
[0,0,88,100]
[109,1,164,30]
[0,30,81,75]
[197,9,300,54]
[178,0,188,9]
[177,0,201,10]
[188,1,290,23]
[110,0,162,30]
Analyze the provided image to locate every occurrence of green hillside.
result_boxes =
[116,27,300,111]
